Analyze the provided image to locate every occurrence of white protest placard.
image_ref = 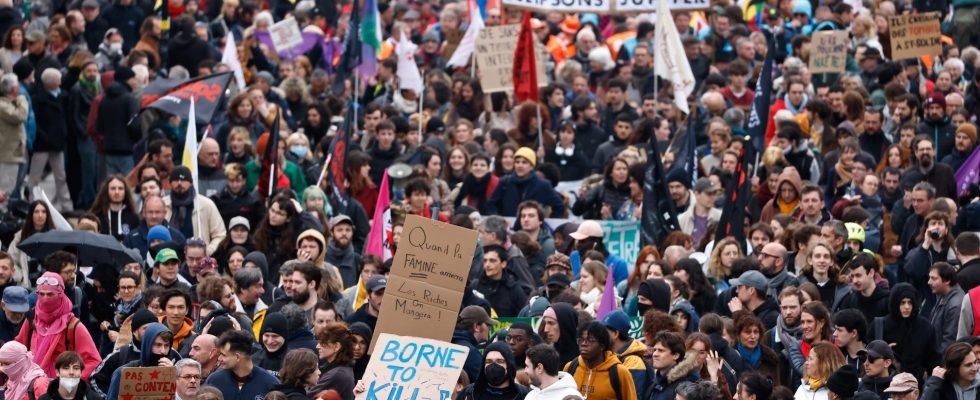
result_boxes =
[809,30,849,73]
[889,12,942,61]
[502,0,608,13]
[615,0,709,12]
[269,18,303,51]
[357,334,468,400]
[475,25,548,93]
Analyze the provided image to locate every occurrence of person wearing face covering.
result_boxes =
[456,341,530,400]
[106,323,182,400]
[38,351,101,400]
[90,309,159,397]
[14,272,101,379]
[252,312,288,376]
[0,341,49,400]
[636,279,671,318]
[867,283,938,382]
[540,303,579,368]
[347,322,372,381]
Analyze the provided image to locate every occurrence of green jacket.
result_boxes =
[244,159,308,201]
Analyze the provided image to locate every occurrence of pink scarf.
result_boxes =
[0,342,47,400]
[31,273,73,373]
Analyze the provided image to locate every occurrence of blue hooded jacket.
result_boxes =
[107,323,179,400]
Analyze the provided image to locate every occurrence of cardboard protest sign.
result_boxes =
[809,31,849,73]
[270,18,304,51]
[615,0,710,12]
[357,334,468,400]
[475,25,548,93]
[119,367,177,400]
[889,13,942,61]
[502,0,608,13]
[370,215,479,352]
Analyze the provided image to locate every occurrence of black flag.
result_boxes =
[142,72,233,124]
[642,140,681,246]
[327,102,356,211]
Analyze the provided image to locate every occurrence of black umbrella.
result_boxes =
[17,230,141,268]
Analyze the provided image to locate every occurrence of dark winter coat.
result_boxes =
[471,273,527,318]
[32,89,68,152]
[867,283,938,381]
[487,173,565,217]
[833,286,891,324]
[166,31,213,77]
[95,81,141,155]
[572,180,631,220]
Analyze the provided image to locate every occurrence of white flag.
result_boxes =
[182,98,199,193]
[396,32,423,94]
[31,187,71,231]
[446,1,484,68]
[222,35,246,90]
[655,0,695,114]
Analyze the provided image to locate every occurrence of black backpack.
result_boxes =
[567,357,624,400]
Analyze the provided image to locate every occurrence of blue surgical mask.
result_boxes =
[290,146,308,158]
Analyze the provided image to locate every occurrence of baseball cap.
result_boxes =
[366,275,387,293]
[602,310,631,334]
[329,214,353,229]
[693,177,719,193]
[229,216,250,231]
[883,373,918,394]
[459,305,498,326]
[170,165,193,182]
[25,30,45,43]
[728,270,767,293]
[569,220,603,240]
[155,248,180,264]
[2,287,29,313]
[857,340,895,360]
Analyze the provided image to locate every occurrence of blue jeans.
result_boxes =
[105,155,135,176]
[77,137,97,209]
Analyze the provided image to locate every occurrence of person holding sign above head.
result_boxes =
[106,323,181,400]
[456,341,530,400]
[205,331,280,400]
[524,344,583,400]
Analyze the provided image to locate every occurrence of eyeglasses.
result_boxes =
[119,285,138,292]
[577,338,598,345]
[178,375,202,381]
[758,253,780,260]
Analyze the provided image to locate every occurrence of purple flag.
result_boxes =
[595,268,618,319]
[956,145,980,195]
[254,31,333,67]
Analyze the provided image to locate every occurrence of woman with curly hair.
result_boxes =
[89,175,139,240]
[507,101,555,150]
[215,92,265,152]
[309,322,355,400]
[253,196,302,279]
[300,102,331,148]
[875,143,912,174]
[707,237,743,293]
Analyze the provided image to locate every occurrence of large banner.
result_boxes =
[503,218,641,266]
[357,334,468,400]
[889,12,942,61]
[119,367,176,400]
[491,317,644,340]
[370,215,479,352]
[142,72,233,124]
[501,0,707,13]
[475,24,548,93]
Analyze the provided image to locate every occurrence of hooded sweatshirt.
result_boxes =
[761,166,803,223]
[251,312,287,376]
[296,229,345,290]
[869,283,937,381]
[458,342,530,400]
[564,350,637,400]
[107,323,180,400]
[525,372,583,400]
[244,251,278,305]
[159,315,195,351]
[549,304,581,367]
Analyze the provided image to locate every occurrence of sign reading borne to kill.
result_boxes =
[356,333,468,400]
[475,25,548,93]
[369,214,478,352]
[119,367,177,400]
[889,12,942,61]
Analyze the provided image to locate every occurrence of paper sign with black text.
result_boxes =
[475,24,548,93]
[119,367,177,400]
[809,31,849,73]
[889,13,942,61]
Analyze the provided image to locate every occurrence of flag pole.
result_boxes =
[536,101,544,149]
[317,154,333,188]
[418,74,425,138]
[471,51,476,78]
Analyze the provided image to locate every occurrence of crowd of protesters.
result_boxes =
[0,0,977,398]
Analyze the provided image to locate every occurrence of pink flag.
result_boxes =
[365,170,393,261]
[596,268,618,319]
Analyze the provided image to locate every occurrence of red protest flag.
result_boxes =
[513,11,539,103]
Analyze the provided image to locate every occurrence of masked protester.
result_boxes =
[107,323,181,400]
[39,351,101,400]
[0,341,48,400]
[456,342,531,400]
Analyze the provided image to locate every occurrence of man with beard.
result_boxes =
[345,275,384,333]
[163,166,227,255]
[524,344,583,400]
[666,169,694,215]
[941,123,977,171]
[277,262,320,318]
[861,108,889,162]
[107,323,181,400]
[879,167,903,213]
[570,97,605,162]
[759,243,798,298]
[324,215,360,288]
[918,93,957,159]
[728,270,781,329]
[0,286,27,342]
[90,309,159,396]
[912,138,957,199]
[205,331,279,399]
[765,287,804,386]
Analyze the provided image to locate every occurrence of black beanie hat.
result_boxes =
[114,66,135,83]
[261,312,288,338]
[666,168,692,190]
[826,365,859,397]
[131,309,157,333]
[349,322,373,341]
[637,279,671,313]
[12,59,33,82]
[209,315,235,338]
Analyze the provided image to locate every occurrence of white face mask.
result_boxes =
[109,42,122,53]
[60,377,80,392]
